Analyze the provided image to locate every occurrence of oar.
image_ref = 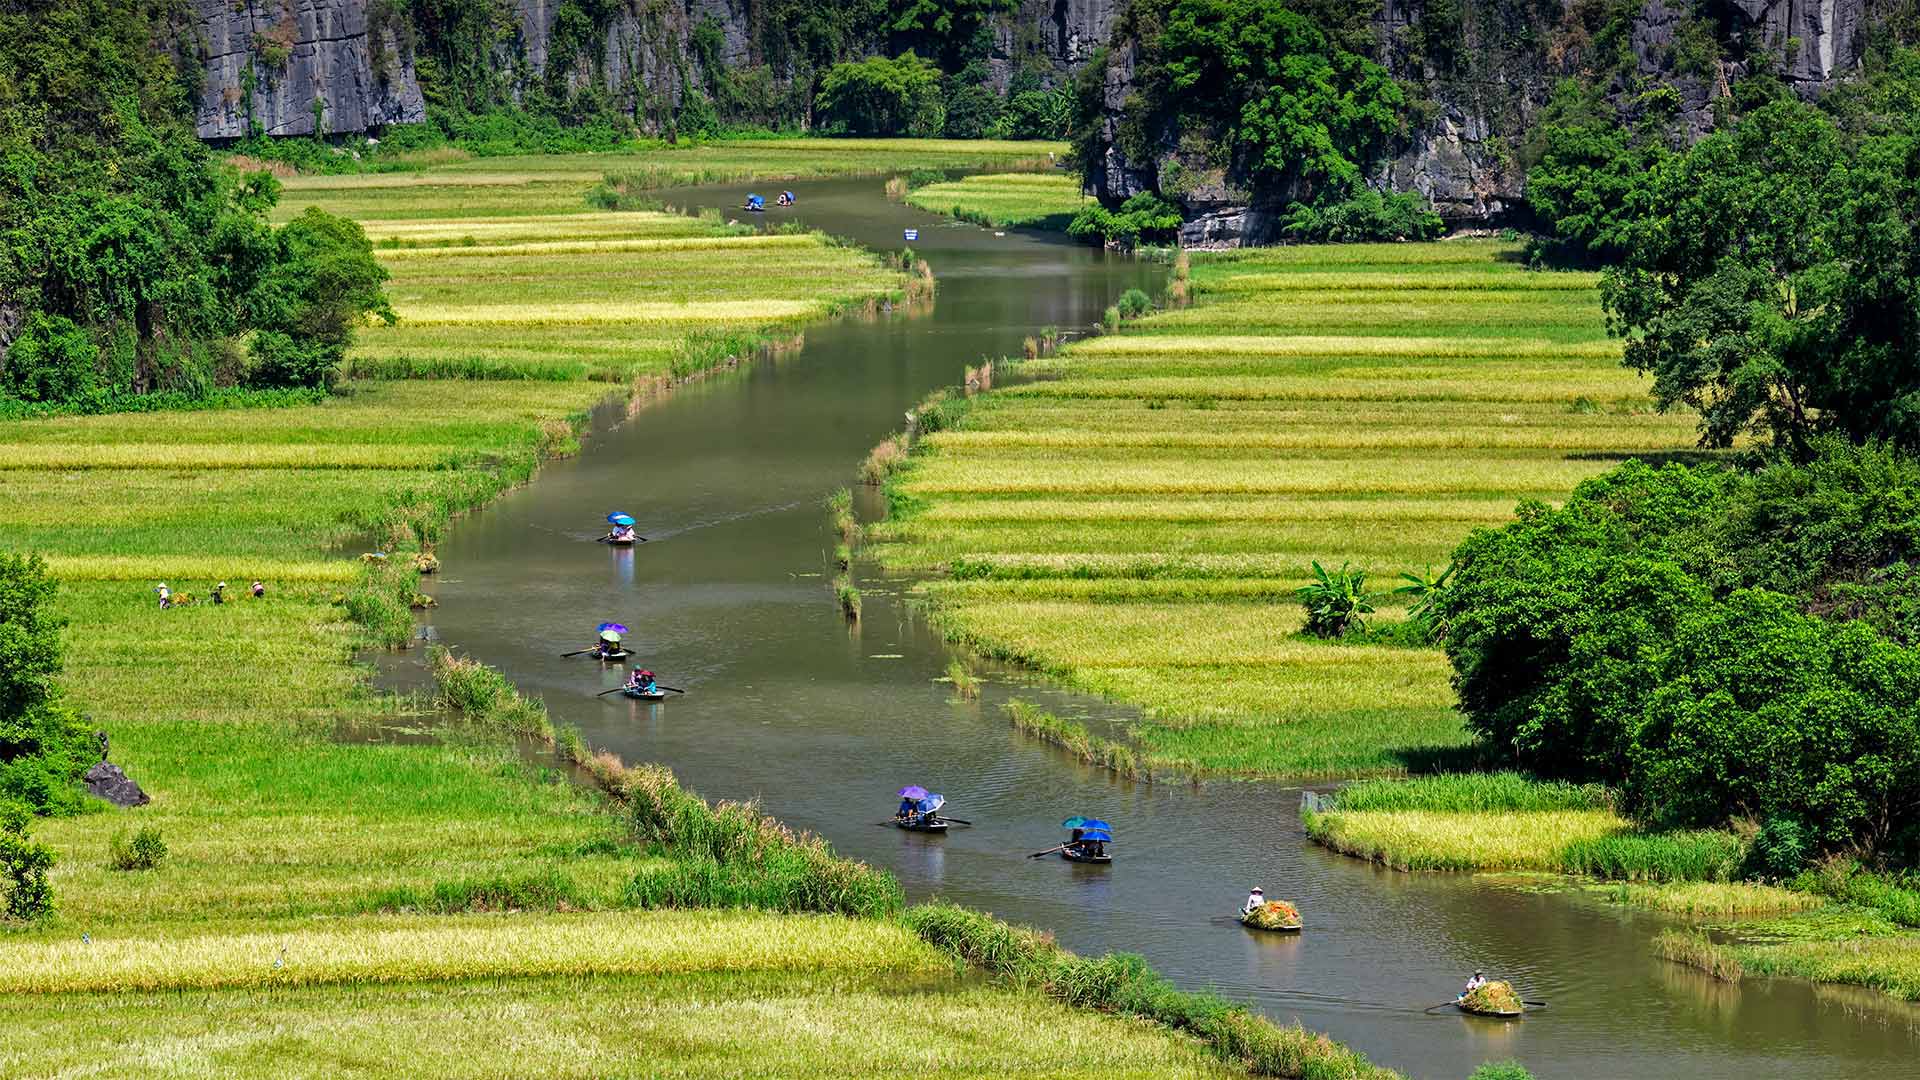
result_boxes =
[940,817,975,825]
[594,534,612,543]
[594,686,629,697]
[1422,1000,1464,1014]
[1028,843,1068,859]
[657,685,686,694]
[561,647,599,658]
[1521,1000,1548,1009]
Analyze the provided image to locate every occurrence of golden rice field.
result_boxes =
[903,171,1088,229]
[870,240,1703,777]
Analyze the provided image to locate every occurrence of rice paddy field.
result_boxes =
[903,171,1088,229]
[0,140,1271,1076]
[869,240,1703,777]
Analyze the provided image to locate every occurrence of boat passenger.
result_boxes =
[1463,970,1487,996]
[610,524,636,542]
[596,630,623,659]
[896,796,919,823]
[1243,886,1266,915]
[628,668,657,693]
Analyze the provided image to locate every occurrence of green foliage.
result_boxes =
[1279,184,1444,243]
[0,1,394,409]
[814,53,945,137]
[1559,829,1749,883]
[0,553,64,722]
[1,800,54,919]
[244,208,395,389]
[1067,192,1182,248]
[1393,562,1455,639]
[1442,447,1920,858]
[1116,288,1153,318]
[107,825,168,871]
[1112,0,1407,197]
[1749,817,1812,880]
[888,0,1017,69]
[1296,560,1377,638]
[1467,1062,1536,1080]
[1522,80,1677,267]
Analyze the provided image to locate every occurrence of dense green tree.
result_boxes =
[1599,97,1920,453]
[814,53,945,136]
[887,0,1017,70]
[245,209,395,389]
[1523,81,1677,266]
[1440,447,1920,858]
[1116,0,1407,198]
[0,0,393,407]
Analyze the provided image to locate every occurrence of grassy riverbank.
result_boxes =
[1304,773,1920,1003]
[903,172,1087,230]
[868,240,1698,778]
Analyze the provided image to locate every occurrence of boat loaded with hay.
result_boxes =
[1239,900,1303,932]
[1430,980,1537,1018]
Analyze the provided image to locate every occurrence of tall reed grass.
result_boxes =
[946,659,980,700]
[1330,773,1612,813]
[905,903,1399,1079]
[429,647,554,741]
[1005,700,1146,780]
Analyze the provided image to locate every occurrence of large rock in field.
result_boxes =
[86,762,151,808]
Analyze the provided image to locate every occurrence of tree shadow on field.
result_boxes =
[1389,741,1500,775]
[1563,449,1726,468]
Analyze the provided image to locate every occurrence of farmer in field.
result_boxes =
[156,583,171,609]
[1243,886,1265,916]
[250,580,265,598]
[212,582,227,605]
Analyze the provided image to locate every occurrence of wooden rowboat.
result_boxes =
[622,687,667,701]
[893,817,950,834]
[1452,998,1523,1018]
[1060,846,1111,864]
[595,649,631,662]
[607,536,637,546]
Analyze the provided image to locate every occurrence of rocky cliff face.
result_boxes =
[1089,0,1884,244]
[184,0,1121,141]
[192,0,426,140]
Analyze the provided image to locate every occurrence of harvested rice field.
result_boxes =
[870,240,1704,777]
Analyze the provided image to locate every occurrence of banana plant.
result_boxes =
[1296,560,1377,638]
[1394,562,1457,640]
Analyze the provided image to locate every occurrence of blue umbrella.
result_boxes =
[1061,816,1088,828]
[1080,828,1114,842]
[1080,818,1112,831]
[597,622,629,634]
[897,785,930,800]
[608,513,635,526]
[916,794,945,813]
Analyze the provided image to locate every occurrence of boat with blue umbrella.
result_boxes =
[602,512,641,546]
[1035,816,1112,864]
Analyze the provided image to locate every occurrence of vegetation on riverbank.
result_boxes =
[903,172,1086,230]
[867,240,1698,778]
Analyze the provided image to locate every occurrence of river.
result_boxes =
[386,175,1920,1079]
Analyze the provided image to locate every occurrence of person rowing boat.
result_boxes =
[1242,886,1265,915]
[626,668,657,694]
[592,628,626,660]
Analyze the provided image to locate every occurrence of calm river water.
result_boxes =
[388,176,1920,1078]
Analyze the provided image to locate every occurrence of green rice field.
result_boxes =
[903,171,1088,230]
[869,241,1703,777]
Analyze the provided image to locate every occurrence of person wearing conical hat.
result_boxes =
[156,583,171,610]
[1243,885,1265,916]
[212,582,227,605]
[594,628,623,660]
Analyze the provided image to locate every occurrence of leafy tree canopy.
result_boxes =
[1600,96,1920,453]
[0,0,392,409]
[1440,445,1920,858]
[814,53,946,137]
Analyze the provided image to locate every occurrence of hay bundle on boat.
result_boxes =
[1241,899,1302,931]
[1459,980,1524,1016]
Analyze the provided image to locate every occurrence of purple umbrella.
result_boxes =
[896,785,929,800]
[597,622,629,634]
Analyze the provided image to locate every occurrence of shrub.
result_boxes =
[1469,1062,1537,1080]
[429,647,552,740]
[1296,561,1377,638]
[1116,288,1153,318]
[106,826,167,871]
[1068,193,1182,249]
[1279,186,1444,243]
[1,800,53,919]
[1747,816,1811,881]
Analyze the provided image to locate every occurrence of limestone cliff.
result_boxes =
[183,0,1121,141]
